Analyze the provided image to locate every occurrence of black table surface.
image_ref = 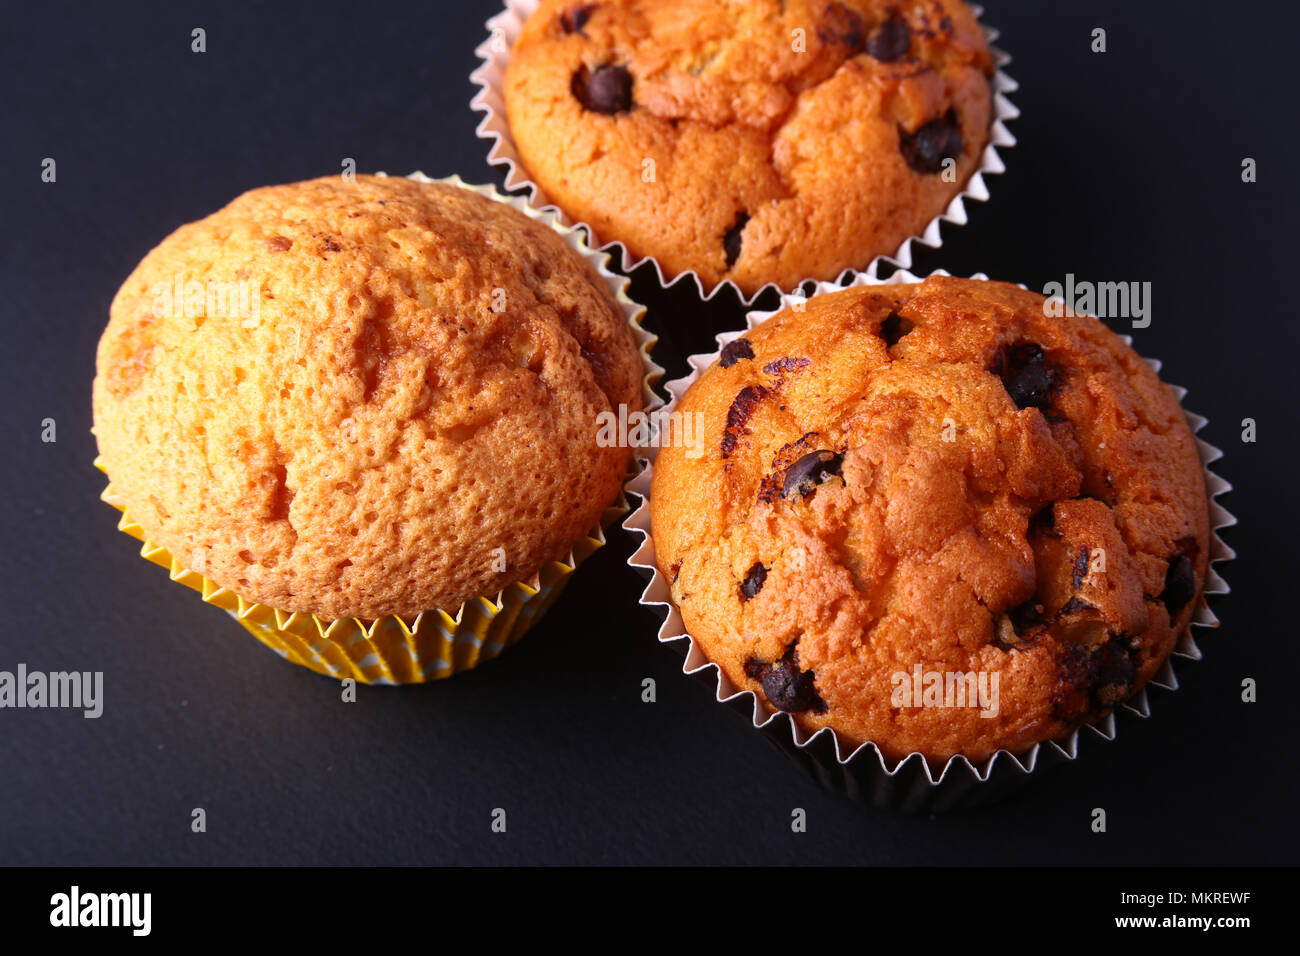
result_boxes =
[1,0,1294,866]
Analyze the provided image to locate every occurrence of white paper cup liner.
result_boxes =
[624,269,1235,812]
[471,2,1020,305]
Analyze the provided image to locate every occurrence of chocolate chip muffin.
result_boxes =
[94,175,644,622]
[504,0,995,295]
[650,277,1210,762]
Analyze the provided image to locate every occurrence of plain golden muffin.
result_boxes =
[93,175,644,621]
[651,278,1210,762]
[504,0,995,294]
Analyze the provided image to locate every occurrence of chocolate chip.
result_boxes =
[763,356,811,377]
[559,4,594,35]
[1059,596,1096,616]
[763,659,825,713]
[1090,639,1136,709]
[816,2,864,48]
[723,211,749,269]
[740,562,768,601]
[726,386,767,428]
[1071,547,1090,588]
[879,312,914,348]
[899,109,963,174]
[757,433,819,504]
[572,63,633,114]
[721,385,768,458]
[866,17,910,61]
[1052,636,1136,718]
[1160,540,1199,614]
[995,342,1064,411]
[749,644,827,713]
[781,449,843,500]
[266,235,292,252]
[719,337,754,368]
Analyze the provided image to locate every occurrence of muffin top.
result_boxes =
[650,277,1209,762]
[504,0,994,295]
[94,175,644,621]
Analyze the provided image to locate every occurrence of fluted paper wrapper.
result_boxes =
[96,173,664,685]
[624,269,1235,811]
[471,1,1019,303]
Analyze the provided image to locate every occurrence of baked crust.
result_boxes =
[506,0,994,293]
[651,277,1210,761]
[93,176,643,620]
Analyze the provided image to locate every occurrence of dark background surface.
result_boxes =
[0,0,1295,865]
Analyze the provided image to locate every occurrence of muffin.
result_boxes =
[93,174,647,679]
[649,276,1211,762]
[503,0,996,295]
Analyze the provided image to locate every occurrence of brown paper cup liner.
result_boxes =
[96,173,664,685]
[470,1,1019,304]
[624,269,1235,811]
